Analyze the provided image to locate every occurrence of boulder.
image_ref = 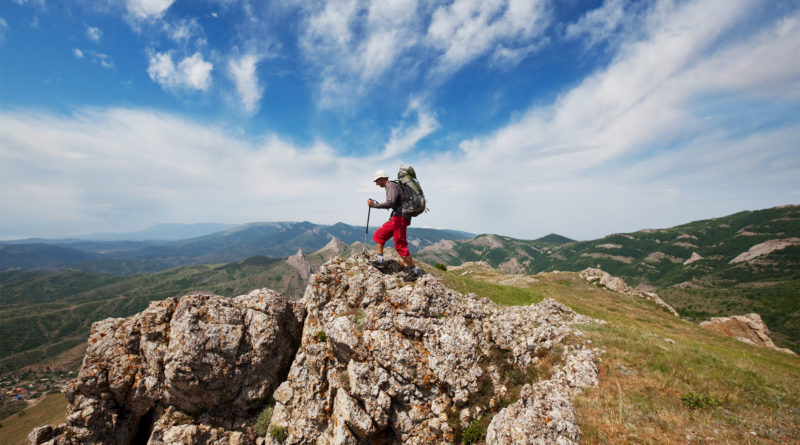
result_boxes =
[701,313,797,355]
[30,289,305,445]
[267,253,602,444]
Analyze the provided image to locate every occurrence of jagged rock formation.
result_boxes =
[580,267,680,317]
[700,313,797,355]
[31,254,602,445]
[30,290,304,445]
[268,253,601,444]
[287,249,314,281]
[314,236,348,260]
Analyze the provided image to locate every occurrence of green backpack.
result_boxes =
[395,165,427,217]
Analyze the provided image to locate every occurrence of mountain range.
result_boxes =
[0,206,797,375]
[0,221,475,275]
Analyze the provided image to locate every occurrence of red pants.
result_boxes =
[373,216,410,256]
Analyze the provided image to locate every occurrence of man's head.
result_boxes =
[372,169,389,187]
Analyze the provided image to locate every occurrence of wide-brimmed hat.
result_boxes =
[372,169,389,182]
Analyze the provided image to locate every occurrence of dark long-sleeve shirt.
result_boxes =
[373,181,409,222]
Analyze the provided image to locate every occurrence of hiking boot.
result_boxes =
[370,260,386,271]
[402,269,420,282]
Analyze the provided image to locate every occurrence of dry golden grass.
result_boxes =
[0,393,66,445]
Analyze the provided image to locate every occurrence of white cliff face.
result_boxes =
[268,253,602,445]
[31,254,602,445]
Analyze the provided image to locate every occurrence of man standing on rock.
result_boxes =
[368,169,422,282]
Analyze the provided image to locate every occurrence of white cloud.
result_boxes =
[299,0,421,106]
[127,0,175,20]
[415,0,800,238]
[378,100,438,160]
[565,0,630,48]
[147,51,213,91]
[296,0,551,108]
[425,0,549,74]
[73,48,114,68]
[86,25,102,42]
[0,108,364,237]
[166,17,204,44]
[91,52,115,69]
[228,54,264,113]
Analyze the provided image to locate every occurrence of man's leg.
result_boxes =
[371,220,394,270]
[391,217,421,281]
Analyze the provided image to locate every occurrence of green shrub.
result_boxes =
[269,426,287,441]
[434,263,448,271]
[354,309,366,329]
[252,404,274,437]
[462,420,485,444]
[315,331,327,343]
[681,392,721,409]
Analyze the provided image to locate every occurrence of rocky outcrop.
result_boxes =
[268,253,601,444]
[31,254,602,445]
[287,249,314,281]
[314,236,348,260]
[580,267,680,317]
[700,313,797,355]
[30,290,304,445]
[729,238,800,263]
[683,252,703,265]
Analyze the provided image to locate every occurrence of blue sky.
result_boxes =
[1,0,799,241]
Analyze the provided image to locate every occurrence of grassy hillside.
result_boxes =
[431,265,800,444]
[418,205,800,352]
[0,393,67,445]
[0,256,305,373]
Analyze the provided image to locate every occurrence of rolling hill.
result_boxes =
[417,205,800,351]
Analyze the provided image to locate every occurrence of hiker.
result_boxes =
[368,169,422,282]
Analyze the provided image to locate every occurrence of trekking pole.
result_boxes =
[364,203,372,253]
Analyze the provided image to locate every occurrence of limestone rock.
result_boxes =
[580,267,680,317]
[701,313,797,355]
[485,381,580,445]
[268,252,602,444]
[30,289,304,445]
[30,251,604,445]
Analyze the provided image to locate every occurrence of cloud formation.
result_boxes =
[86,25,102,42]
[228,54,264,113]
[147,51,213,91]
[126,0,175,20]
